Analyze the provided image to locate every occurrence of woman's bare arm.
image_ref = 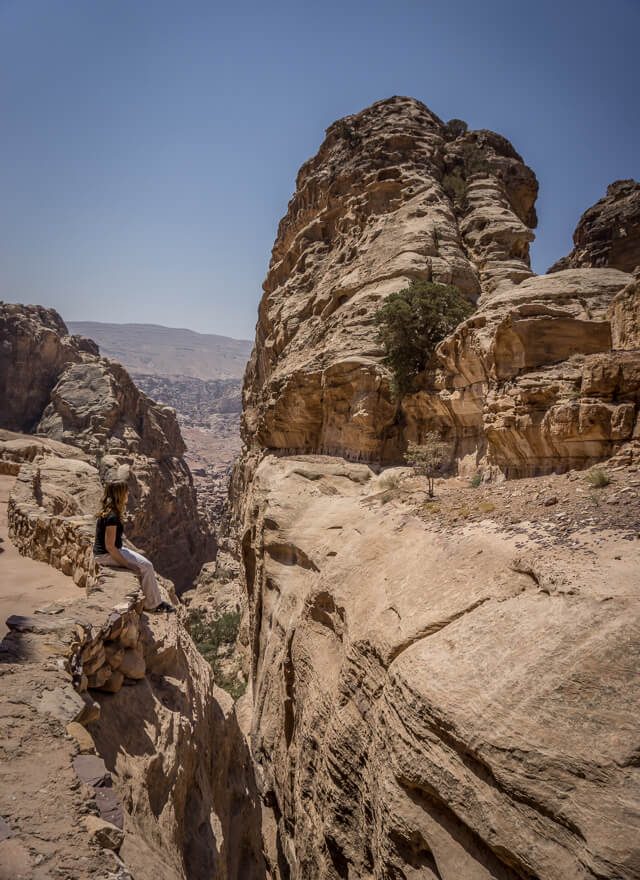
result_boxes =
[105,525,139,571]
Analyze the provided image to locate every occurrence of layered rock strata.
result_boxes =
[415,267,640,475]
[242,98,638,476]
[1,456,265,879]
[0,304,213,588]
[237,456,640,880]
[233,97,640,880]
[243,96,538,462]
[549,179,640,274]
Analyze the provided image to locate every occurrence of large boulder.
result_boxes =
[0,302,97,432]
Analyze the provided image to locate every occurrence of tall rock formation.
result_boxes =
[243,96,538,462]
[234,97,640,879]
[242,97,637,474]
[0,302,213,588]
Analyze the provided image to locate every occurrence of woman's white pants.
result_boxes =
[94,547,163,610]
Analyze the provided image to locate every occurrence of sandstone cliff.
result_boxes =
[242,96,538,463]
[242,98,638,475]
[1,443,264,879]
[234,97,640,879]
[0,303,214,588]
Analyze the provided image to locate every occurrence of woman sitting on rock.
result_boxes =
[93,479,174,613]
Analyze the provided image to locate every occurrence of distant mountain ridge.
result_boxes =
[68,321,251,380]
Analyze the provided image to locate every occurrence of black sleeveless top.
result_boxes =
[93,512,123,555]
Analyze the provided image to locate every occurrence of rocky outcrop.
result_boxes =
[243,96,538,462]
[8,454,102,590]
[424,267,639,475]
[0,542,265,880]
[242,98,638,476]
[232,97,640,879]
[610,272,640,351]
[0,304,214,588]
[549,179,640,273]
[236,456,640,880]
[0,302,97,432]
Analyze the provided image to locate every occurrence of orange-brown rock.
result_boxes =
[233,97,640,880]
[243,96,538,461]
[237,455,640,880]
[549,179,640,273]
[242,98,638,477]
[0,302,97,432]
[428,268,639,475]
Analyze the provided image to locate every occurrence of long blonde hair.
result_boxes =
[98,480,128,519]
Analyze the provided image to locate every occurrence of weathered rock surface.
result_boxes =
[0,304,214,588]
[1,478,264,879]
[427,267,639,475]
[0,302,97,433]
[242,98,638,476]
[237,455,640,880]
[549,179,640,273]
[89,615,264,880]
[243,96,538,462]
[233,96,640,879]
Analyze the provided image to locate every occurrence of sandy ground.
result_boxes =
[0,474,80,638]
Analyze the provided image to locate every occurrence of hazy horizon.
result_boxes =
[68,318,252,343]
[2,0,638,337]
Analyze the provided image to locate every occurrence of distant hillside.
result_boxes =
[68,321,252,380]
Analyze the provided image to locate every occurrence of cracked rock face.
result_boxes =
[232,96,640,880]
[243,96,538,461]
[0,304,213,589]
[424,267,639,476]
[237,456,640,880]
[549,179,640,274]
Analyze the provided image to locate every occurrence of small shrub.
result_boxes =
[186,609,246,699]
[405,433,451,497]
[586,469,610,489]
[378,472,402,492]
[469,473,482,488]
[478,501,496,513]
[441,170,467,205]
[444,118,468,139]
[375,280,474,397]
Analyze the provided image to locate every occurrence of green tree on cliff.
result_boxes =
[374,279,474,397]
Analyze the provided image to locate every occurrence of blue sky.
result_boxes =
[1,0,638,339]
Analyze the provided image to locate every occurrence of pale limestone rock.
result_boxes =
[429,267,637,475]
[0,304,214,589]
[243,96,537,463]
[241,98,638,477]
[83,815,124,852]
[610,275,640,350]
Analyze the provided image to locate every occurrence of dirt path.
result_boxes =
[0,475,80,638]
